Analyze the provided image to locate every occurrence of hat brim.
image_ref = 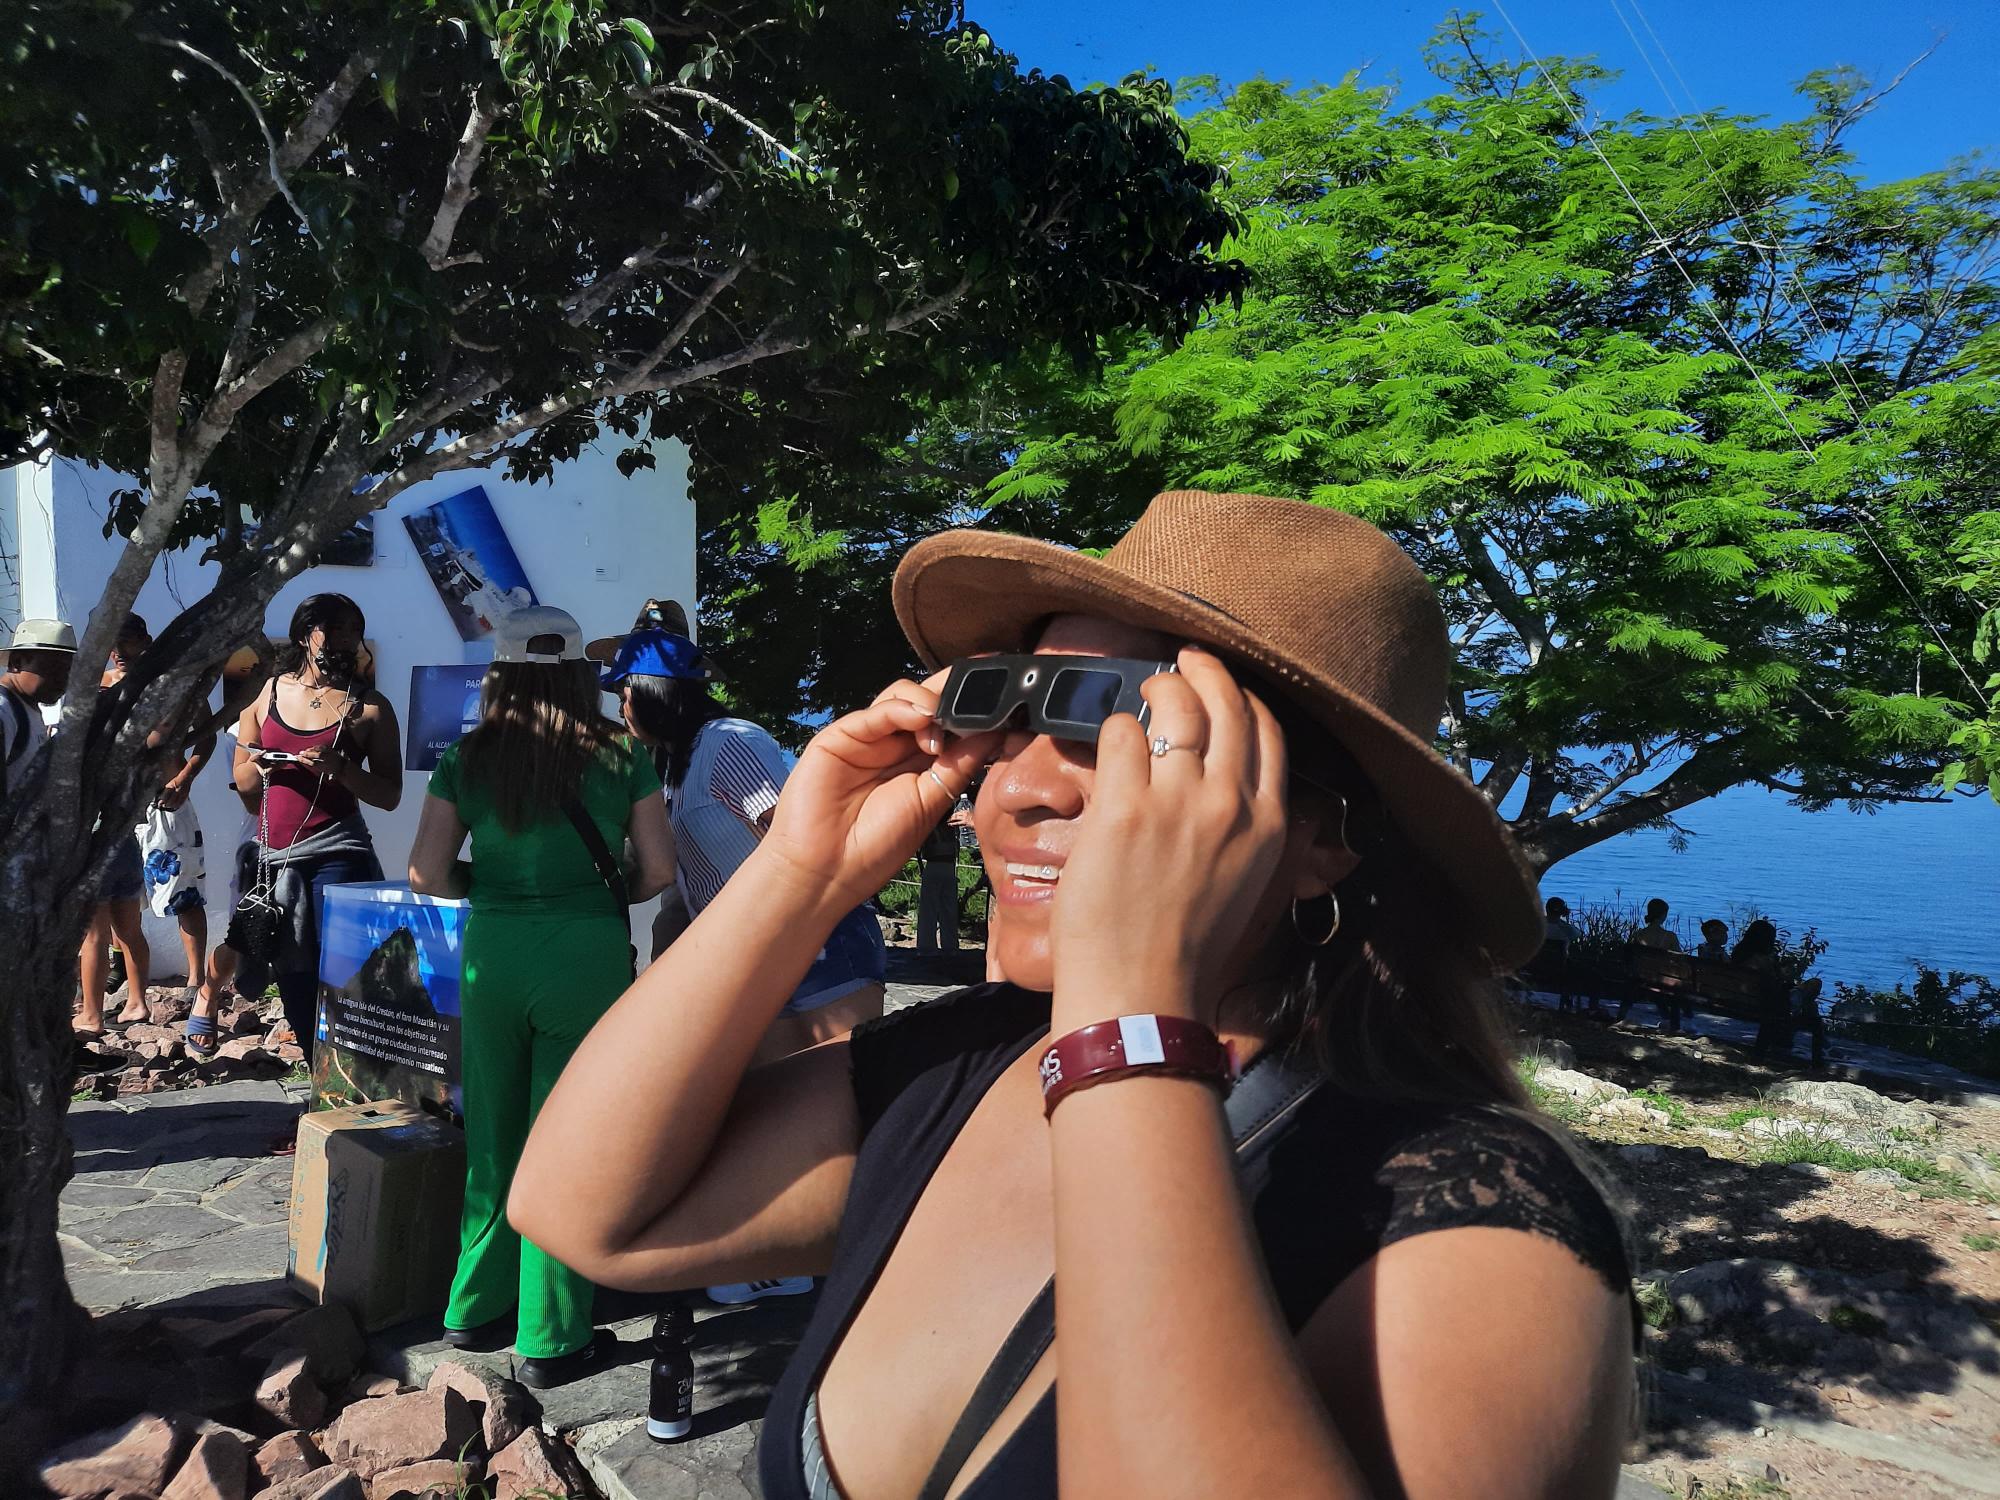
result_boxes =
[893,530,1544,971]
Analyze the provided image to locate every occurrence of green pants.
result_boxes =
[445,910,629,1358]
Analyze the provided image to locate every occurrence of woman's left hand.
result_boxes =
[1049,646,1291,1023]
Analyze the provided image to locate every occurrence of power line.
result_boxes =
[1486,0,1989,711]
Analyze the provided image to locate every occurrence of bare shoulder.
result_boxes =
[1301,1226,1634,1500]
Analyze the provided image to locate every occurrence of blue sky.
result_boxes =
[973,0,1997,182]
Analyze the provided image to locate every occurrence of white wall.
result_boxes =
[25,439,695,977]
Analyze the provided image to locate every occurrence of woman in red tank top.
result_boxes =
[220,594,405,1082]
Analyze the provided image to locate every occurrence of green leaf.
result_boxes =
[619,16,655,53]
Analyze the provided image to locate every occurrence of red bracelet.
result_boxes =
[1038,1015,1231,1118]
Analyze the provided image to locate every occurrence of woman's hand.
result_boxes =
[761,672,998,910]
[295,743,345,782]
[1049,646,1290,1022]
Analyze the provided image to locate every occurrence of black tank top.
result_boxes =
[758,984,1631,1500]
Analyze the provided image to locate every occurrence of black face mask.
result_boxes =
[314,646,358,684]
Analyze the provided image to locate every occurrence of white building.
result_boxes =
[1,440,696,977]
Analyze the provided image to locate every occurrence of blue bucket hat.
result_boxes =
[591,628,708,688]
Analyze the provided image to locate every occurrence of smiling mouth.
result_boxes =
[1005,861,1061,886]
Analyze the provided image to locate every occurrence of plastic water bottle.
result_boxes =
[647,1303,693,1442]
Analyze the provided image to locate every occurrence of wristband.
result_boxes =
[1039,1014,1230,1118]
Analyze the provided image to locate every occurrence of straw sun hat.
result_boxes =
[891,489,1544,971]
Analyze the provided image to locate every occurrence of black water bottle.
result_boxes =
[648,1302,693,1442]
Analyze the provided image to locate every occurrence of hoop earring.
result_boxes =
[1291,891,1340,947]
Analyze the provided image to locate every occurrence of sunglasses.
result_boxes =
[934,654,1177,744]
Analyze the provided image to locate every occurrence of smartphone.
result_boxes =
[256,749,305,764]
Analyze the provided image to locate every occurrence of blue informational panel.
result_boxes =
[314,881,466,1122]
[406,664,487,773]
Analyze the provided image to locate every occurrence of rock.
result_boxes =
[246,1305,367,1385]
[159,1305,298,1356]
[256,1352,329,1430]
[367,1457,481,1500]
[1785,1162,1834,1180]
[1617,1144,1666,1164]
[1768,1079,1937,1134]
[161,1428,249,1500]
[1854,1167,1913,1189]
[116,1070,167,1096]
[346,1372,405,1401]
[486,1428,591,1500]
[215,1038,274,1063]
[147,990,195,1025]
[255,1431,327,1489]
[277,1042,306,1064]
[1592,1097,1672,1126]
[1667,1259,1805,1325]
[39,1415,187,1498]
[1937,1152,2000,1192]
[224,1003,264,1036]
[258,1467,367,1500]
[1533,1066,1627,1103]
[1532,1039,1576,1070]
[427,1360,539,1455]
[318,1389,479,1482]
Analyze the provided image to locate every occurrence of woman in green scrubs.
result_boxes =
[409,606,676,1387]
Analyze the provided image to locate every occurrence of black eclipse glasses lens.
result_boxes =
[934,655,1177,745]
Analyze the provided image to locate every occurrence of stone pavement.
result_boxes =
[57,958,1681,1498]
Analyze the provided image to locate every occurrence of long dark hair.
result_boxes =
[1248,699,1528,1111]
[457,654,622,832]
[1732,919,1778,964]
[276,593,365,677]
[622,674,727,787]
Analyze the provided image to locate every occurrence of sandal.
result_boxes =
[185,1013,219,1059]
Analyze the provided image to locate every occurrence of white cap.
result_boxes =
[7,618,77,653]
[491,605,585,664]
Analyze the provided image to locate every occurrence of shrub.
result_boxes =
[1829,966,2000,1082]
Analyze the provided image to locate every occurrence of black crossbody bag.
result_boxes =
[561,799,638,979]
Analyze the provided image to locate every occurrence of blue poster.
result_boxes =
[406,663,487,773]
[401,484,539,641]
[314,882,466,1120]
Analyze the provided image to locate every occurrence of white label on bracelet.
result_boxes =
[1117,1014,1166,1065]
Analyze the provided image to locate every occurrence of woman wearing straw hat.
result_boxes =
[515,493,1635,1498]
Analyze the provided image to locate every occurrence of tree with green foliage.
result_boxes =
[704,18,2000,865]
[0,0,1237,1453]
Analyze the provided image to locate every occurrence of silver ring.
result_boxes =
[1150,736,1174,758]
[927,768,950,793]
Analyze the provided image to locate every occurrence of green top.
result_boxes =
[429,736,662,918]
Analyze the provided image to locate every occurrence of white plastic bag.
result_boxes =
[137,801,207,919]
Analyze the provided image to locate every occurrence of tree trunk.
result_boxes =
[0,772,133,1482]
[0,539,341,1469]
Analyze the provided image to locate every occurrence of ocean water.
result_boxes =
[1539,784,1998,993]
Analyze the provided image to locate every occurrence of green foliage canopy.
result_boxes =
[703,22,2000,868]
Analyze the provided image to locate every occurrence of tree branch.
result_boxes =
[650,84,809,168]
[420,98,500,269]
[177,46,379,316]
[1451,518,1551,665]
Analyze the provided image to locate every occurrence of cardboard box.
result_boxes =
[288,1102,466,1332]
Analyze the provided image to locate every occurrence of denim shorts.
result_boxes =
[785,905,887,1015]
[96,834,144,904]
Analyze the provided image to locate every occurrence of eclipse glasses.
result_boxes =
[933,655,1176,745]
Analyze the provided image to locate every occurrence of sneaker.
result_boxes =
[706,1278,814,1305]
[518,1329,617,1390]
